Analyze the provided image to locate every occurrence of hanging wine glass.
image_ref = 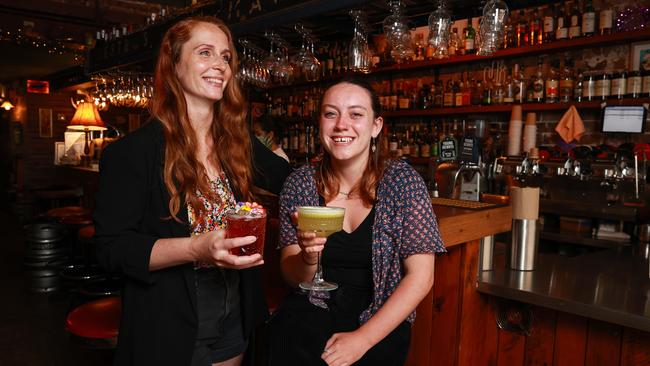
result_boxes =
[477,0,509,56]
[349,10,371,73]
[382,0,414,63]
[428,1,452,59]
[295,24,321,82]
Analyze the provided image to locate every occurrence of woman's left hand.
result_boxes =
[321,331,373,366]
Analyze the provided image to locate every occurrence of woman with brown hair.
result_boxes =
[270,78,445,366]
[94,16,291,366]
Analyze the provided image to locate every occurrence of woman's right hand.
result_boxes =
[190,229,263,269]
[292,211,326,265]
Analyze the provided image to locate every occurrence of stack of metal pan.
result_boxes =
[23,222,68,292]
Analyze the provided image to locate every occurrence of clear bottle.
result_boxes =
[559,58,574,103]
[582,72,596,101]
[582,0,596,37]
[512,63,525,104]
[448,28,460,57]
[594,72,611,100]
[532,60,545,103]
[545,59,559,103]
[573,69,584,102]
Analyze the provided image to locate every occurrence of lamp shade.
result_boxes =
[68,102,106,131]
[0,100,14,111]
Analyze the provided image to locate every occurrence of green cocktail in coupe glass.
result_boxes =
[297,206,345,291]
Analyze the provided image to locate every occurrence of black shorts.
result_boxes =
[191,267,248,366]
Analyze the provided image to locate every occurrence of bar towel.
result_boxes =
[555,105,586,143]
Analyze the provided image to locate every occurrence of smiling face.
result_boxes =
[175,22,232,110]
[320,82,383,167]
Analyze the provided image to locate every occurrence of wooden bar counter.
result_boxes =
[405,200,512,366]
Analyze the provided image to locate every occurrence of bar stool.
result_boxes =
[60,224,104,284]
[65,296,121,349]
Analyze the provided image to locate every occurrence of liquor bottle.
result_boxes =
[595,72,611,100]
[512,63,525,104]
[471,79,483,106]
[556,3,568,41]
[568,2,582,39]
[410,81,420,110]
[582,0,596,37]
[401,127,411,158]
[420,125,431,158]
[574,69,584,102]
[420,83,431,109]
[610,70,627,99]
[462,71,472,106]
[516,10,529,47]
[503,12,516,49]
[453,77,463,107]
[415,33,425,61]
[559,58,574,103]
[411,125,421,158]
[626,70,643,98]
[449,28,460,57]
[434,80,444,108]
[389,123,399,158]
[542,5,556,43]
[398,81,410,110]
[494,80,505,105]
[529,8,542,45]
[482,77,493,106]
[532,59,545,103]
[464,19,476,55]
[599,0,613,35]
[431,123,440,159]
[545,59,559,103]
[443,79,454,107]
[504,70,515,104]
[425,39,435,60]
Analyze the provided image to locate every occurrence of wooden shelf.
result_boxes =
[382,98,650,118]
[371,29,650,75]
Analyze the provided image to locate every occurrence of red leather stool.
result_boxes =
[46,206,91,220]
[66,296,121,349]
[60,224,103,283]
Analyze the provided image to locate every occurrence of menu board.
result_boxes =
[439,137,457,162]
[459,136,480,164]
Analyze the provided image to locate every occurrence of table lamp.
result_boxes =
[68,101,106,165]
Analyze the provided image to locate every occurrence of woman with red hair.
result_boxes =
[94,16,291,366]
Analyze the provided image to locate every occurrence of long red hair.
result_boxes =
[317,78,389,207]
[151,16,252,224]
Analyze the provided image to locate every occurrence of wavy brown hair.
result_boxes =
[317,78,389,207]
[151,16,252,224]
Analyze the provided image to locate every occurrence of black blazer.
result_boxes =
[94,120,291,366]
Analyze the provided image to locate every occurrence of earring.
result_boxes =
[371,138,376,153]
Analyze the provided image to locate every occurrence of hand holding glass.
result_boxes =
[297,206,345,291]
[226,207,267,257]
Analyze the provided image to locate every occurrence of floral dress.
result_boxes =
[188,175,236,268]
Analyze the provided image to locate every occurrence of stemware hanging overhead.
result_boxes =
[382,0,414,63]
[348,10,371,73]
[477,0,509,56]
[294,24,322,82]
[428,0,452,59]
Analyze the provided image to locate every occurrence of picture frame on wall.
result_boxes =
[630,41,650,71]
[54,142,65,165]
[38,108,53,138]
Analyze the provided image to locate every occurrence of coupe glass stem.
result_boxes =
[312,252,325,284]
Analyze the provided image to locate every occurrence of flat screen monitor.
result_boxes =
[601,105,647,133]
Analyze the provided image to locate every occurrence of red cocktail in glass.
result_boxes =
[226,207,267,256]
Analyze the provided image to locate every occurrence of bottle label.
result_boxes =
[594,79,611,97]
[570,15,579,27]
[557,17,565,29]
[560,79,574,99]
[599,10,613,29]
[583,79,596,98]
[455,93,464,107]
[556,28,568,39]
[627,76,642,94]
[543,17,554,33]
[465,39,474,51]
[569,26,581,38]
[611,78,627,96]
[642,76,650,94]
[546,80,559,97]
[389,141,398,152]
[582,13,595,34]
[533,81,544,99]
[443,92,454,107]
[399,97,410,109]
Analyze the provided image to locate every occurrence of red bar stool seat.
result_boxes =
[66,296,121,348]
[46,206,91,220]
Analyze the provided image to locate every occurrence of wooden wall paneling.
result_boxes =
[553,312,588,366]
[458,240,498,366]
[496,306,526,366]
[523,306,557,366]
[585,320,622,366]
[427,247,463,366]
[620,328,650,366]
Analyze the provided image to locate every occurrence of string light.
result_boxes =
[0,28,86,60]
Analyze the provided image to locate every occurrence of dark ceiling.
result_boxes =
[0,0,550,84]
